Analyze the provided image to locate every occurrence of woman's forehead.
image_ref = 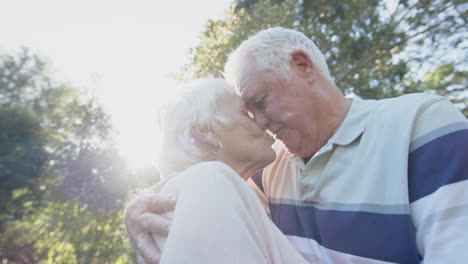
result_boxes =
[218,92,243,108]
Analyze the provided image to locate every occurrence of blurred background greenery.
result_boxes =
[1,0,466,263]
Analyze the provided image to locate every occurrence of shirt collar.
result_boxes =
[327,95,376,146]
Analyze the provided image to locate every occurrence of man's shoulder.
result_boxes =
[374,93,465,122]
[375,93,445,110]
[363,93,466,145]
[366,93,455,124]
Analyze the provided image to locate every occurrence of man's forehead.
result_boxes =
[239,76,263,100]
[238,84,253,99]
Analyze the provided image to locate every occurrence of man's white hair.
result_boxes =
[224,27,333,91]
[158,79,235,178]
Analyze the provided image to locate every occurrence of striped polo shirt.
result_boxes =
[248,93,468,263]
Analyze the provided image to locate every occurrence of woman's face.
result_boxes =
[213,93,276,178]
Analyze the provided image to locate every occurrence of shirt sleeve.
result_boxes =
[407,97,468,262]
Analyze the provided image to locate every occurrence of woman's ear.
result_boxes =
[191,124,220,151]
[290,50,315,78]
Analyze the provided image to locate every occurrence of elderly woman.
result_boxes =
[144,79,308,263]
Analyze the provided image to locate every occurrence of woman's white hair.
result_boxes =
[158,79,236,178]
[224,27,333,91]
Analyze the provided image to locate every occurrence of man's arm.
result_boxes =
[408,97,468,262]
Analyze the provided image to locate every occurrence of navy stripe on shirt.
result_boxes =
[408,129,468,203]
[251,169,264,193]
[270,203,420,263]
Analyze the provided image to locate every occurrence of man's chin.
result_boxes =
[281,140,313,158]
[279,139,299,155]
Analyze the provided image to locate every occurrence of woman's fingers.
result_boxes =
[136,253,148,264]
[125,193,175,234]
[145,193,176,214]
[139,212,172,236]
[135,233,161,264]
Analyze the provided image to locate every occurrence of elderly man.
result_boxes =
[125,27,468,263]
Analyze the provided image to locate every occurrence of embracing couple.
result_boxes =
[124,28,468,264]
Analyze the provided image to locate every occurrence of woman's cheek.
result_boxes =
[248,123,264,137]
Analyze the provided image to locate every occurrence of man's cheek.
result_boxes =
[280,111,294,121]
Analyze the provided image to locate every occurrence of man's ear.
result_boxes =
[191,124,220,150]
[290,50,315,77]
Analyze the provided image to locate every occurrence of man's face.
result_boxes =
[239,69,319,157]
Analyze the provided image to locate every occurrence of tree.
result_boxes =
[0,181,134,264]
[0,105,47,204]
[186,0,467,115]
[0,49,53,204]
[0,49,152,263]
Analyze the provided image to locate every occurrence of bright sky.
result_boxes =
[0,0,233,169]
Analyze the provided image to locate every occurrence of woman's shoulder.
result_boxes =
[159,161,240,195]
[178,161,241,184]
[185,161,236,174]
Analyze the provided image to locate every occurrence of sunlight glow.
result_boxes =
[0,0,232,169]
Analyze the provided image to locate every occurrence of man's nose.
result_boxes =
[253,111,269,131]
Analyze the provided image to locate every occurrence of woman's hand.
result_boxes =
[124,192,176,263]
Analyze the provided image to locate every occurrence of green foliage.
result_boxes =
[187,0,467,115]
[0,105,47,202]
[0,179,133,264]
[0,49,158,263]
[0,48,49,107]
[186,0,297,79]
[406,63,468,116]
[0,50,51,204]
